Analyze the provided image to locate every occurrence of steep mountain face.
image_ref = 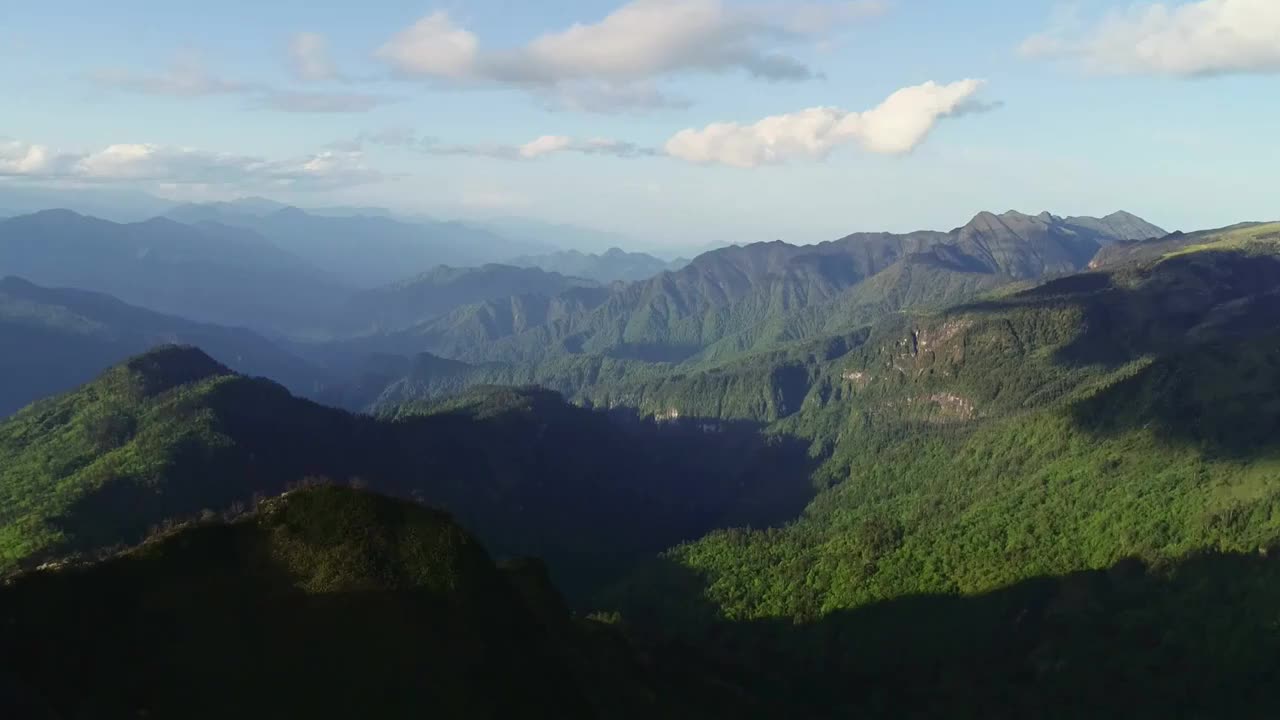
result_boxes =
[0,277,326,417]
[0,210,350,333]
[0,347,813,597]
[585,221,1280,431]
[951,210,1110,278]
[510,248,687,283]
[332,264,600,336]
[166,205,544,287]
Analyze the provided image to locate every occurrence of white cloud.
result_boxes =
[1021,0,1280,76]
[663,79,988,168]
[0,141,62,175]
[377,1,884,111]
[519,135,574,159]
[0,138,385,190]
[376,11,480,79]
[289,32,341,81]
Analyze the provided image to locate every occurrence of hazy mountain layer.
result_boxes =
[347,210,1164,405]
[165,204,547,287]
[0,276,326,417]
[0,210,350,333]
[510,247,687,284]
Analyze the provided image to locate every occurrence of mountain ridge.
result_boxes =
[341,210,1164,403]
[0,277,327,416]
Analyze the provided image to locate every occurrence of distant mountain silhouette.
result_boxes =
[509,248,687,283]
[0,277,326,416]
[0,210,350,333]
[165,203,549,287]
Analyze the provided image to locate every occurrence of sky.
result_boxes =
[1,0,1278,248]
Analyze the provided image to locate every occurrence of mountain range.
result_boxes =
[163,204,551,287]
[337,210,1167,406]
[0,210,349,333]
[509,247,689,284]
[6,212,1280,715]
[0,276,325,417]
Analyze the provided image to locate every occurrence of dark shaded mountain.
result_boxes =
[165,205,546,287]
[0,210,350,333]
[0,486,746,719]
[510,248,687,283]
[0,276,326,417]
[331,264,600,336]
[0,347,814,598]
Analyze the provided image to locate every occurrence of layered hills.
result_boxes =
[0,276,325,417]
[164,204,547,287]
[342,210,1167,407]
[0,347,811,597]
[509,247,688,283]
[7,211,1280,717]
[0,210,348,333]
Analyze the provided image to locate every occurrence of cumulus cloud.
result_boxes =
[663,79,988,168]
[0,138,385,190]
[518,135,574,159]
[1020,0,1280,76]
[377,11,480,79]
[289,32,342,81]
[334,77,984,168]
[377,1,884,111]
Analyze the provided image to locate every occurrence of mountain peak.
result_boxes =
[6,208,98,227]
[0,275,39,292]
[1064,210,1167,241]
[1104,210,1142,222]
[118,345,233,398]
[268,206,310,220]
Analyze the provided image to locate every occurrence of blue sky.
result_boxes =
[2,0,1278,248]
